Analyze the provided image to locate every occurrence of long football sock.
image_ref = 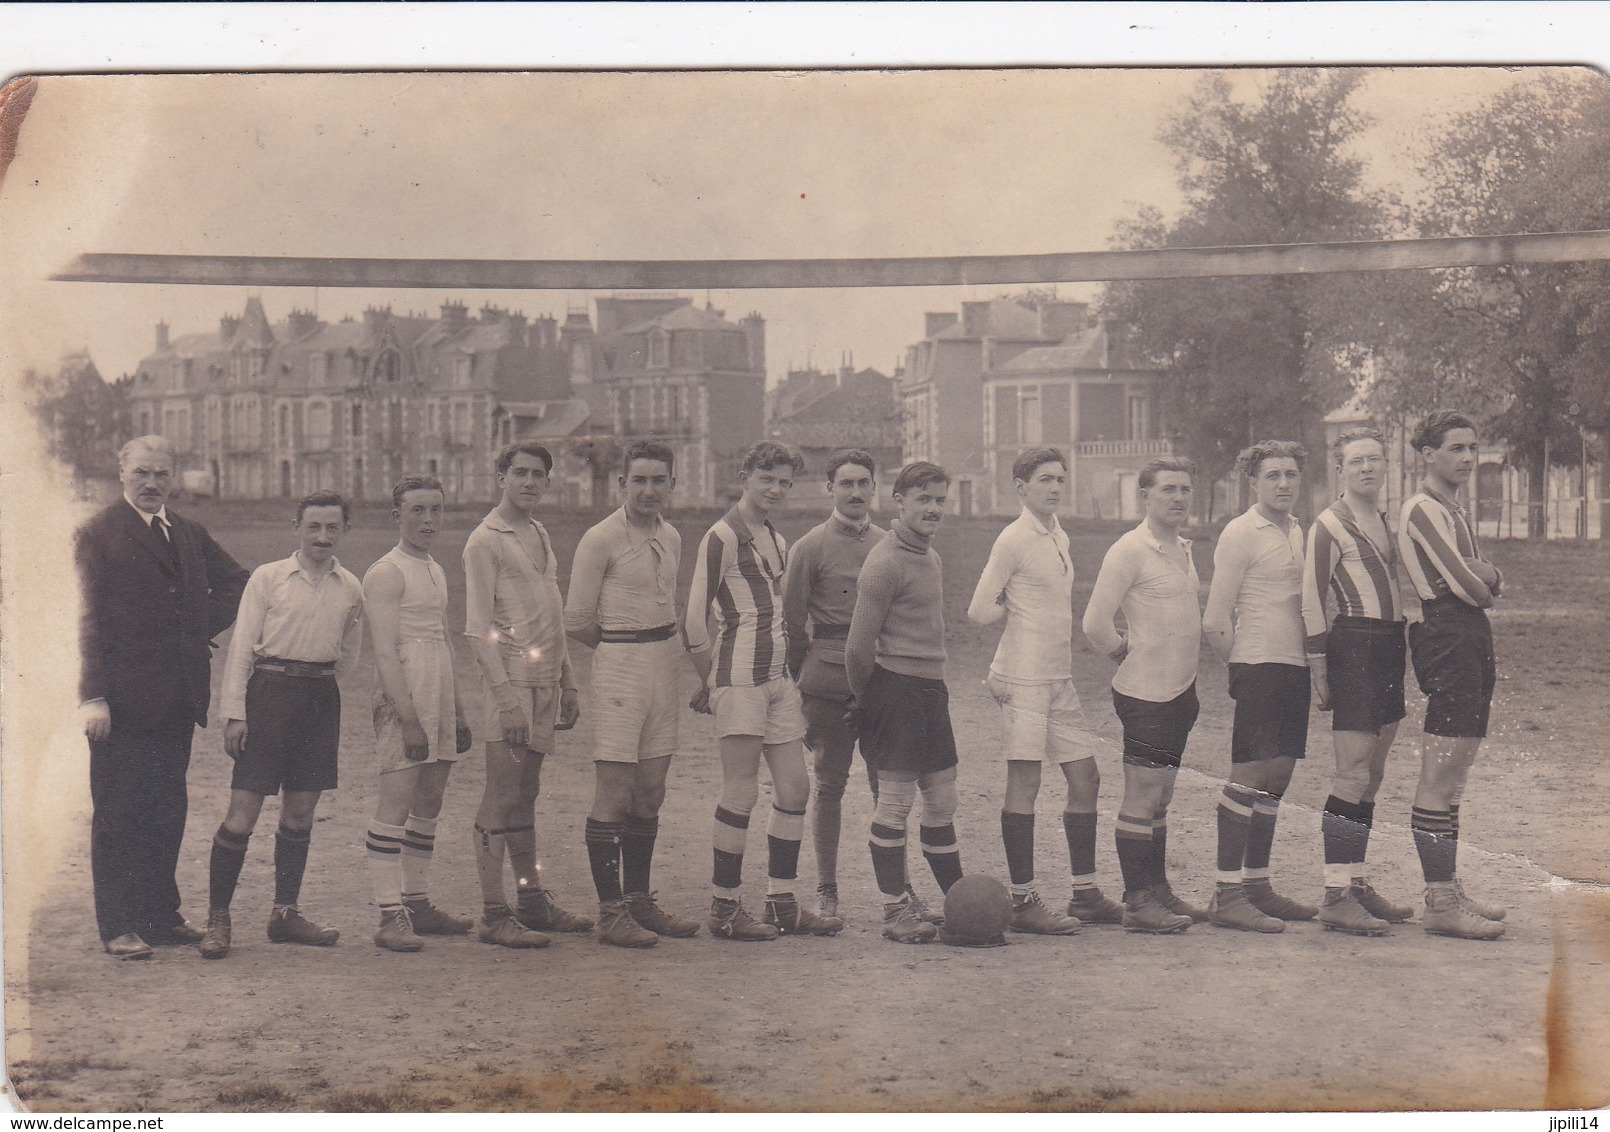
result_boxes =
[620,814,658,895]
[1243,792,1282,878]
[1151,812,1171,889]
[209,825,251,912]
[869,822,908,899]
[1411,807,1456,883]
[1216,785,1257,886]
[399,813,438,902]
[1321,796,1368,889]
[365,820,407,910]
[1063,810,1099,890]
[505,821,538,893]
[473,823,511,905]
[585,819,624,903]
[1114,813,1154,894]
[766,805,806,896]
[273,824,311,908]
[711,805,749,898]
[1001,810,1036,894]
[920,823,963,894]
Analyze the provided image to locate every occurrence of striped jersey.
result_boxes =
[1398,483,1498,609]
[1301,497,1403,652]
[686,507,790,687]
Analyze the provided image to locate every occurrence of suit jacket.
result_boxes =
[76,500,249,731]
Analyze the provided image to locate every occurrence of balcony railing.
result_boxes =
[619,417,697,438]
[1072,439,1173,458]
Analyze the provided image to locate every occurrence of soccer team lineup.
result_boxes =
[81,411,1512,962]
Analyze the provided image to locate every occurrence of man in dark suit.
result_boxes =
[77,435,249,959]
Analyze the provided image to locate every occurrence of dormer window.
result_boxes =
[649,329,668,369]
[375,349,402,384]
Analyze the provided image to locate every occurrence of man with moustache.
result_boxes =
[846,461,967,945]
[363,475,475,952]
[201,490,363,959]
[77,435,249,959]
[968,446,1122,935]
[464,443,591,950]
[1202,441,1313,933]
[782,448,915,924]
[1082,456,1207,934]
[1398,410,1506,940]
[565,440,705,947]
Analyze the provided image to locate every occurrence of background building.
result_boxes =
[767,360,903,510]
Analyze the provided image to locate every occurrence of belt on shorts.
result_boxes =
[254,657,337,678]
[599,623,678,644]
[812,624,851,642]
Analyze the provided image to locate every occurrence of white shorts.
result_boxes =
[711,677,808,745]
[984,673,1101,766]
[590,636,682,763]
[485,681,560,755]
[374,638,462,774]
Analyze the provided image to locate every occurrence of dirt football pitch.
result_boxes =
[6,500,1609,1113]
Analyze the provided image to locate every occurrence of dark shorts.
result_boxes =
[857,666,958,776]
[1228,662,1312,763]
[1112,683,1200,770]
[1327,617,1407,734]
[233,670,341,795]
[1410,598,1497,738]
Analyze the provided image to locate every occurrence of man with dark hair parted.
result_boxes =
[1202,441,1313,933]
[782,448,924,924]
[846,461,968,945]
[968,446,1121,935]
[565,440,705,947]
[686,441,843,941]
[202,491,363,958]
[463,442,591,950]
[1397,410,1505,940]
[363,475,475,952]
[1082,456,1207,934]
[1301,426,1413,936]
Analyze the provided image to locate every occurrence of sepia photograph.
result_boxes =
[2,8,1608,1117]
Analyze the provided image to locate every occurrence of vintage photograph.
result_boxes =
[2,58,1608,1114]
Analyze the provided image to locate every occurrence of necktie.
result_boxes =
[153,515,171,542]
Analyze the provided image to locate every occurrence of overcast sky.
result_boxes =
[0,64,1551,386]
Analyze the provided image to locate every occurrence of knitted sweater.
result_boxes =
[845,520,947,698]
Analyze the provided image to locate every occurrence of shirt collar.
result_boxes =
[1420,479,1466,514]
[830,509,871,535]
[481,508,537,536]
[1134,519,1190,553]
[723,506,777,547]
[288,552,342,581]
[1018,506,1063,539]
[891,518,931,553]
[616,505,666,548]
[125,496,169,527]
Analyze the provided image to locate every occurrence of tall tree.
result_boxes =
[25,352,132,484]
[1388,70,1610,537]
[1101,70,1397,517]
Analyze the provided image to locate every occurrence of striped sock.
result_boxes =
[1244,793,1282,873]
[1322,796,1370,887]
[869,821,908,899]
[1001,811,1036,892]
[920,824,963,894]
[712,805,750,898]
[1411,807,1457,883]
[273,824,311,908]
[209,825,251,912]
[1115,812,1153,893]
[585,819,624,903]
[365,820,406,910]
[766,805,806,896]
[1216,785,1258,886]
[621,815,658,896]
[399,813,438,903]
[1063,810,1098,890]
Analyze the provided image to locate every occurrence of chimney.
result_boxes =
[560,312,595,384]
[440,301,468,332]
[1037,300,1088,342]
[740,313,766,373]
[925,311,959,338]
[219,314,240,339]
[961,301,991,337]
[155,320,169,350]
[286,309,320,339]
[363,306,391,337]
[506,311,528,346]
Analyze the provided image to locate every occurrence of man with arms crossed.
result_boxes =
[782,448,902,924]
[1302,427,1414,936]
[1398,410,1506,940]
[1082,456,1207,934]
[78,435,248,958]
[1201,442,1314,933]
[363,475,474,952]
[565,440,704,947]
[846,461,968,945]
[968,446,1122,934]
[463,443,591,950]
[687,441,842,941]
[202,490,363,958]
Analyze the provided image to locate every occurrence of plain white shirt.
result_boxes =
[967,507,1074,682]
[1082,521,1202,702]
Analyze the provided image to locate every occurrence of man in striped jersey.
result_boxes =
[1083,456,1207,934]
[687,441,843,941]
[1301,426,1414,936]
[463,443,592,950]
[565,441,704,947]
[1202,441,1313,933]
[1397,410,1506,941]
